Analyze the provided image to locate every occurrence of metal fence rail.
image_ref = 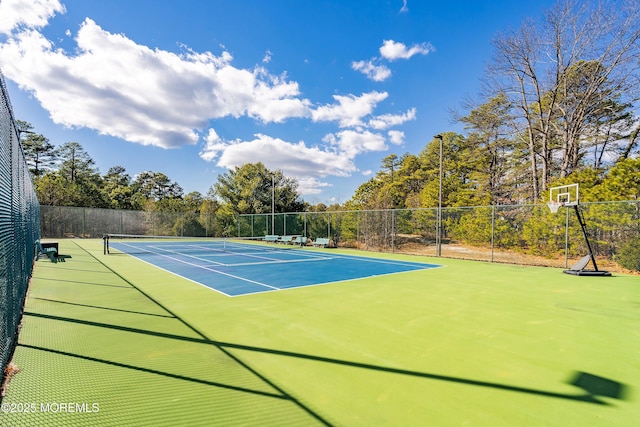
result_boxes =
[0,71,41,382]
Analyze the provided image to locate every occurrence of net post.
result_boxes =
[103,234,110,255]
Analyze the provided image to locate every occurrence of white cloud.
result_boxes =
[367,107,416,130]
[200,129,226,162]
[297,177,332,195]
[0,16,311,148]
[379,39,433,61]
[200,133,356,194]
[0,1,424,198]
[0,0,65,35]
[387,130,405,145]
[351,59,391,82]
[399,0,409,13]
[311,91,388,127]
[323,129,387,158]
[353,37,433,82]
[200,129,398,194]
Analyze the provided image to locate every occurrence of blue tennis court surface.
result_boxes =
[108,239,441,296]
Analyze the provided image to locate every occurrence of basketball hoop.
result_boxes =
[547,201,563,213]
[549,183,578,212]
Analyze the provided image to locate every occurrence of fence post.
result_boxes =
[491,205,495,263]
[565,206,570,268]
[391,209,395,253]
[356,210,360,249]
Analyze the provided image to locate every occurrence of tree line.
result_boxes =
[349,0,640,210]
[18,119,310,233]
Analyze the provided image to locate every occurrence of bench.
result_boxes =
[36,240,60,263]
[264,235,281,243]
[36,240,71,263]
[295,236,308,246]
[280,235,294,244]
[313,237,331,248]
[36,240,58,262]
[280,235,302,245]
[41,241,59,253]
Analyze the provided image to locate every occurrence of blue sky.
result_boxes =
[0,0,556,204]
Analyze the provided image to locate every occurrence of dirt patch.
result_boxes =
[342,236,632,274]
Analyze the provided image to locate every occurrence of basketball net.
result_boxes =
[547,201,564,213]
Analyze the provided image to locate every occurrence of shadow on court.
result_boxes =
[3,240,633,426]
[20,310,630,407]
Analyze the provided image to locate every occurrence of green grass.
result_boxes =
[2,239,639,426]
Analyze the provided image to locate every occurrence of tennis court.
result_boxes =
[105,236,441,296]
[2,238,638,426]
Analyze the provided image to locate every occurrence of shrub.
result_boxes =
[616,235,640,272]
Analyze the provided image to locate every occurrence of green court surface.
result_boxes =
[2,239,638,426]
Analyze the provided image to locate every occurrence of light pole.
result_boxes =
[434,134,443,257]
[271,174,275,235]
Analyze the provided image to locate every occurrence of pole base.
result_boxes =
[563,269,611,277]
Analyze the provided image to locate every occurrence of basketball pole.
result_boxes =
[571,204,600,272]
[550,183,610,276]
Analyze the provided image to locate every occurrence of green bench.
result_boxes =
[36,240,71,263]
[264,235,281,243]
[280,235,303,245]
[313,238,331,248]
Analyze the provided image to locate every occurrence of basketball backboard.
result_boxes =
[549,183,579,208]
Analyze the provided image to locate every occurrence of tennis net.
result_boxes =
[102,234,306,256]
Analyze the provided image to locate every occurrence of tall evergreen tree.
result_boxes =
[459,93,515,204]
[57,142,100,183]
[212,163,304,215]
[103,166,134,209]
[132,171,183,201]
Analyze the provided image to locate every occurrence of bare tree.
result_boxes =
[487,0,640,200]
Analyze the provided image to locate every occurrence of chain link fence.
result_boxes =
[40,200,639,270]
[237,202,639,269]
[40,206,234,238]
[0,71,41,385]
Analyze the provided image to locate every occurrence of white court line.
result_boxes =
[117,243,228,266]
[223,245,332,261]
[180,246,333,266]
[119,246,281,291]
[223,256,333,267]
[123,242,297,267]
[153,244,228,262]
[327,253,438,268]
[117,241,430,270]
[116,241,333,268]
[232,264,445,297]
[112,242,442,297]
